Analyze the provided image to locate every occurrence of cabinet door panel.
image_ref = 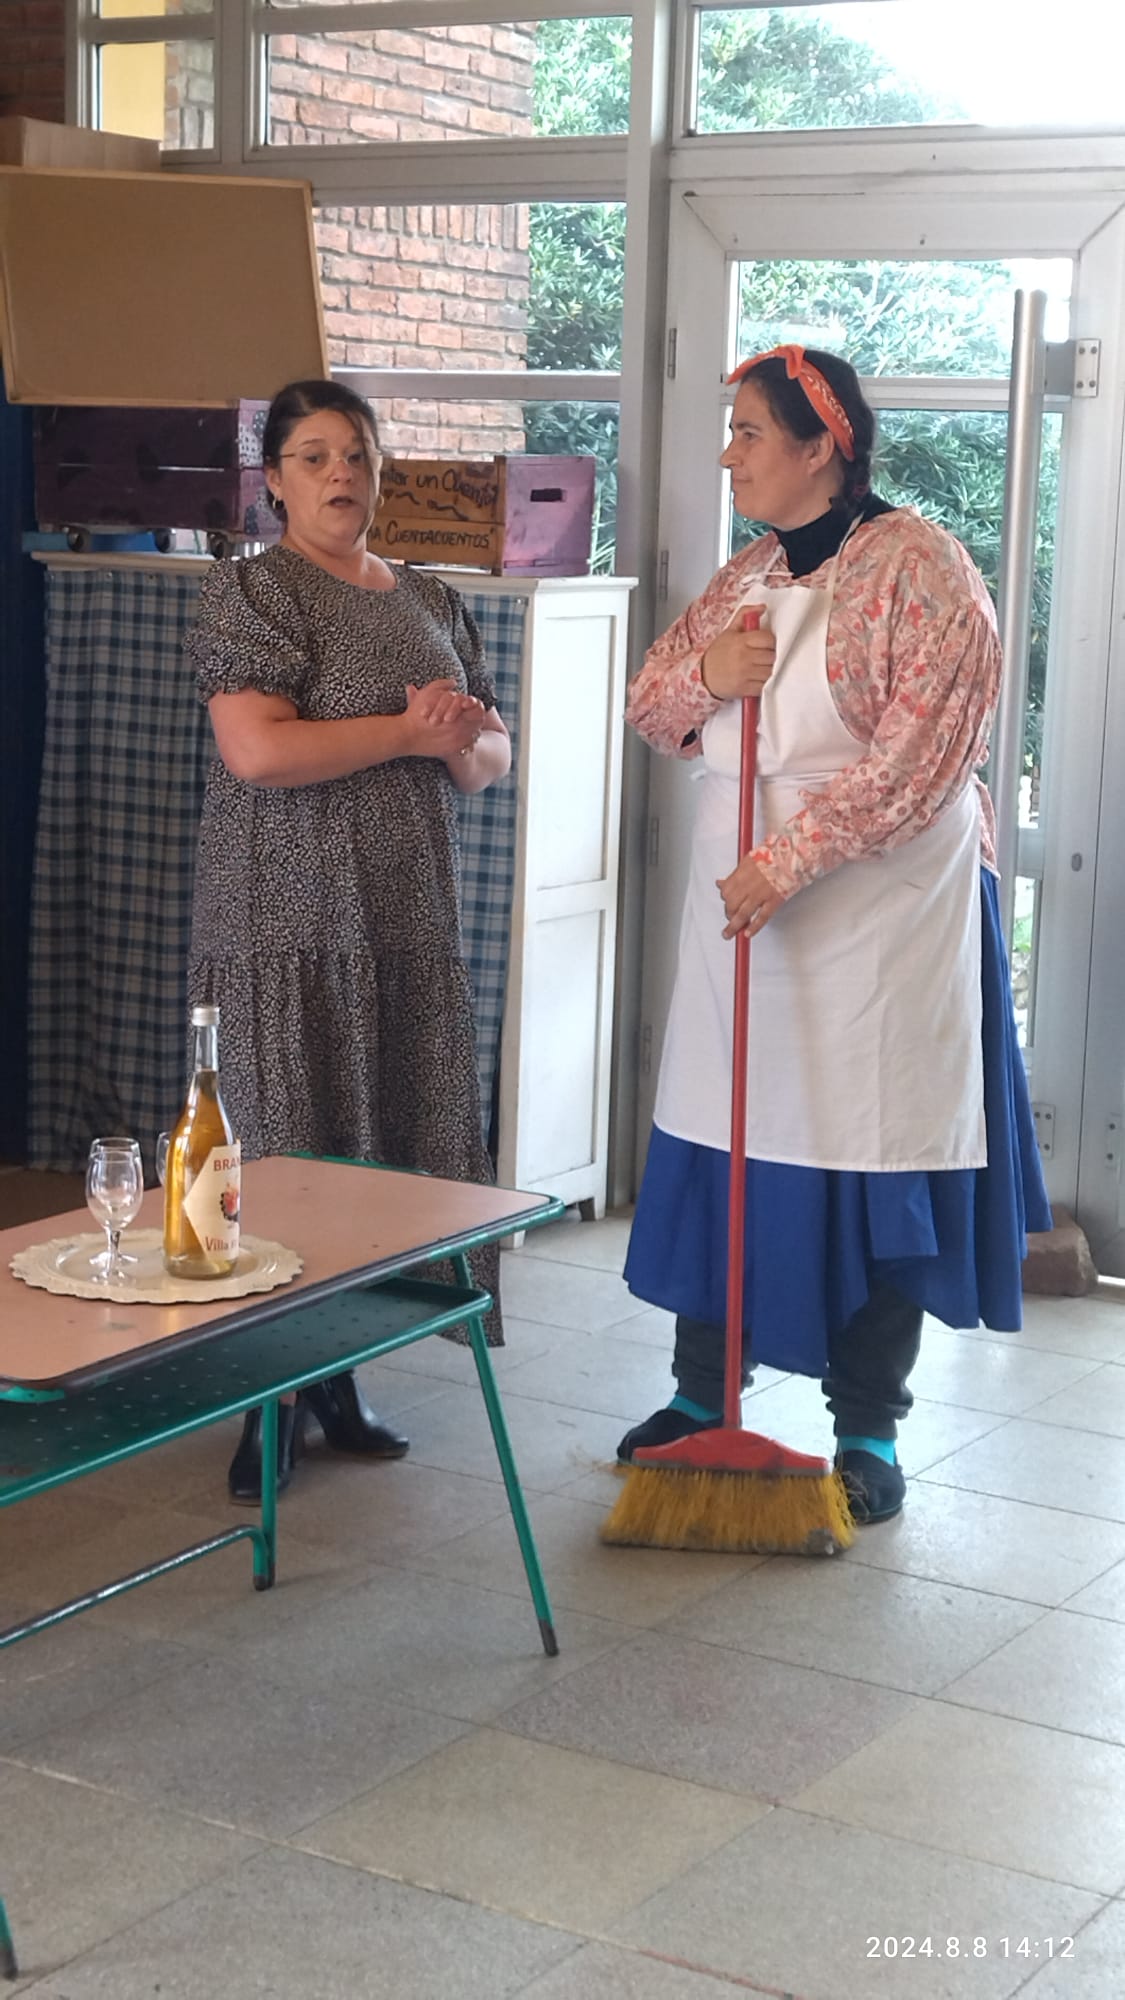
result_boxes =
[521,909,604,1181]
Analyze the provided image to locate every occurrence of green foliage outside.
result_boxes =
[526,9,1060,771]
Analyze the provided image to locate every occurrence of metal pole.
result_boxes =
[993,289,1048,945]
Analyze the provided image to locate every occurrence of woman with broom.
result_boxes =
[618,344,1051,1527]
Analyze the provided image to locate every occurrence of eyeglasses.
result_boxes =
[278,447,376,476]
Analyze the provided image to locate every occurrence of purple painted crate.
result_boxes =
[34,402,274,537]
[500,455,596,576]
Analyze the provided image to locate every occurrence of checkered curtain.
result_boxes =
[27,566,526,1173]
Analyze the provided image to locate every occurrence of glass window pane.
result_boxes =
[99,0,211,15]
[268,20,630,144]
[314,200,623,376]
[695,3,1125,135]
[1010,875,1042,1049]
[876,409,1061,814]
[736,256,1072,377]
[98,40,214,148]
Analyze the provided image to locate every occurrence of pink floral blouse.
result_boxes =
[625,509,1001,901]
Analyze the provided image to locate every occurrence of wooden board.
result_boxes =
[0,168,328,406]
[368,457,505,570]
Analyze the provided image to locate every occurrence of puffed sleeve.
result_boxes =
[447,587,497,712]
[185,557,312,707]
[625,535,777,758]
[751,527,1002,899]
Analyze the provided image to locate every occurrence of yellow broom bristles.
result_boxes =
[601,1464,856,1555]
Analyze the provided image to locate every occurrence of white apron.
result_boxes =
[655,548,985,1173]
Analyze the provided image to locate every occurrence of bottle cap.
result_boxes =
[191,1004,220,1027]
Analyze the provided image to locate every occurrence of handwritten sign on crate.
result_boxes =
[368,455,594,576]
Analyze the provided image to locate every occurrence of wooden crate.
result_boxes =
[34,403,277,542]
[368,454,595,576]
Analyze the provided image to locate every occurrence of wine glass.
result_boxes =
[155,1132,170,1188]
[86,1138,143,1287]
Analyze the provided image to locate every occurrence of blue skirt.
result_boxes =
[624,870,1053,1378]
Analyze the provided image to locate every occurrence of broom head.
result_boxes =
[601,1426,856,1556]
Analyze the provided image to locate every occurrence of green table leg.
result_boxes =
[453,1255,558,1657]
[256,1398,279,1591]
[0,1893,17,1979]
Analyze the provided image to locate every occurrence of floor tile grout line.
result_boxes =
[0,1777,276,1995]
[285,1720,779,1848]
[0,1638,216,1768]
[292,1792,1120,1961]
[753,1800,1119,1903]
[2,1808,597,1996]
[927,1684,1125,1756]
[1008,1895,1118,1994]
[598,1940,815,1998]
[916,1468,1125,1526]
[292,1790,785,1957]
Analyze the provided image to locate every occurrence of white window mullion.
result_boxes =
[335,368,621,402]
[252,0,622,33]
[216,0,254,163]
[78,12,215,44]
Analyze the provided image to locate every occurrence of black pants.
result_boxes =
[673,1280,924,1441]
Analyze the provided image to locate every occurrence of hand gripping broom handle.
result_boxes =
[724,610,761,1432]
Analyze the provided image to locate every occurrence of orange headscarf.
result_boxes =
[728,344,856,463]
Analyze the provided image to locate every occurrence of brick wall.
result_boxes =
[268,26,534,146]
[316,202,530,454]
[0,0,66,123]
[267,27,536,457]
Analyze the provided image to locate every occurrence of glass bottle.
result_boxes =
[162,1003,241,1278]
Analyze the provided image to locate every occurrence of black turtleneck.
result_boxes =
[774,492,895,580]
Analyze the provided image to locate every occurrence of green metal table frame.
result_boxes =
[0,1187,565,1981]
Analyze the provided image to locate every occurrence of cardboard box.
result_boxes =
[34,403,280,542]
[0,118,161,173]
[0,167,327,405]
[368,455,596,576]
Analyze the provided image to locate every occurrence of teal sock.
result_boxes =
[669,1394,720,1423]
[838,1434,897,1464]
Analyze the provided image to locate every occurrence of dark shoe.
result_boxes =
[228,1401,304,1505]
[617,1406,721,1466]
[837,1449,906,1524]
[301,1372,409,1459]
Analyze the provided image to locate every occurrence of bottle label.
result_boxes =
[182,1141,241,1265]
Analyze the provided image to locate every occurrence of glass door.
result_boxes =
[642,181,1125,1266]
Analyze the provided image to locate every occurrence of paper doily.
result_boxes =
[9,1229,303,1305]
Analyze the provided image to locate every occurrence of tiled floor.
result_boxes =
[3,1205,1125,1996]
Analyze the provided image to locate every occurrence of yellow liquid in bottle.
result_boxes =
[163,1069,239,1279]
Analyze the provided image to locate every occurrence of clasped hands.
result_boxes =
[404,679,485,762]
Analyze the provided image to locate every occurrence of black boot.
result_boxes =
[617,1405,721,1466]
[228,1400,304,1504]
[301,1372,409,1458]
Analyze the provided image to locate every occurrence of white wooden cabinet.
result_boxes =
[430,569,636,1219]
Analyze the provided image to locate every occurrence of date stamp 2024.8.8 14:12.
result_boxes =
[866,1937,1075,1963]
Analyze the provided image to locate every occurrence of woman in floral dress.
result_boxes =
[186,378,510,1501]
[619,345,1050,1523]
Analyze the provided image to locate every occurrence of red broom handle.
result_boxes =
[724,611,761,1431]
